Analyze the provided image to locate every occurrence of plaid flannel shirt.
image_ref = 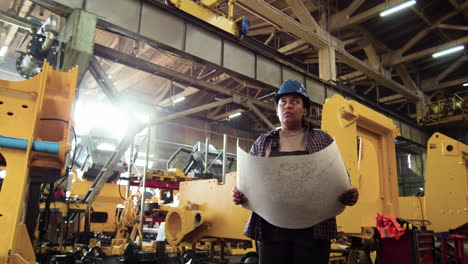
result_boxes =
[244,126,337,241]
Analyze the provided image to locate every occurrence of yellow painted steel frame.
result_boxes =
[399,133,467,232]
[165,173,251,246]
[0,62,77,264]
[321,95,400,236]
[71,178,124,233]
[169,0,240,36]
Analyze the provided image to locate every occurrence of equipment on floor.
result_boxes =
[168,141,235,181]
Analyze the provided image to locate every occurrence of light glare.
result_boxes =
[0,46,7,57]
[173,96,186,103]
[380,0,416,17]
[228,112,242,119]
[432,45,464,58]
[96,143,117,151]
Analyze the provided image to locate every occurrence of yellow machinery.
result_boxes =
[70,177,124,233]
[168,0,248,36]
[0,62,77,264]
[165,172,252,247]
[423,96,467,126]
[399,133,467,232]
[321,94,400,238]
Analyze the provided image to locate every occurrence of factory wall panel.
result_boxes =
[57,0,84,8]
[400,122,411,140]
[141,3,185,51]
[256,55,281,88]
[410,127,423,145]
[223,41,255,79]
[86,0,140,32]
[306,78,325,104]
[282,67,304,84]
[185,24,222,65]
[326,87,337,98]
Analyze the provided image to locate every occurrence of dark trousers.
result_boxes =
[257,238,330,264]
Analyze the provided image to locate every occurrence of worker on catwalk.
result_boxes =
[232,79,359,264]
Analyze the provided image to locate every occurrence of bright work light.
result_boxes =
[380,0,416,17]
[432,45,464,58]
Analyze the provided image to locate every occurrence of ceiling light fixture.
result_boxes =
[432,45,464,58]
[172,96,186,103]
[463,83,468,87]
[228,112,242,119]
[380,0,416,17]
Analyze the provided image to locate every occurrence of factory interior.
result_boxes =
[0,0,467,263]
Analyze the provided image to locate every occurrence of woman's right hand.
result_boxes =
[232,186,248,205]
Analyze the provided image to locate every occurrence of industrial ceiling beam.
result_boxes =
[396,65,418,92]
[420,55,467,92]
[437,24,468,31]
[88,57,120,102]
[379,94,405,103]
[426,77,468,92]
[82,97,234,205]
[246,100,276,130]
[384,2,468,65]
[236,0,421,101]
[94,44,275,111]
[158,86,199,107]
[284,0,318,31]
[328,0,406,32]
[388,35,468,65]
[277,40,307,54]
[210,108,246,121]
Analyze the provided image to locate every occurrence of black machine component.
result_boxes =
[167,141,235,181]
[16,15,61,79]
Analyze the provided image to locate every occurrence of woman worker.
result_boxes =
[232,79,359,264]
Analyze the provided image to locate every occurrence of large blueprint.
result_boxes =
[237,141,350,229]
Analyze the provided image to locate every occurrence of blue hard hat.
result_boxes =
[274,79,311,108]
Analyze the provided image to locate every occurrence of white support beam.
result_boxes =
[284,0,318,31]
[434,54,467,82]
[437,24,468,31]
[237,0,336,48]
[362,43,381,71]
[425,77,468,92]
[285,45,310,55]
[211,108,246,120]
[389,35,468,65]
[1,1,32,47]
[329,0,406,32]
[236,0,421,101]
[247,100,276,130]
[339,71,364,81]
[346,0,367,16]
[396,65,418,91]
[153,81,171,104]
[319,46,336,81]
[379,94,405,103]
[384,2,468,65]
[158,86,199,106]
[277,39,307,54]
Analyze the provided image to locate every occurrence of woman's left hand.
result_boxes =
[338,186,359,206]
